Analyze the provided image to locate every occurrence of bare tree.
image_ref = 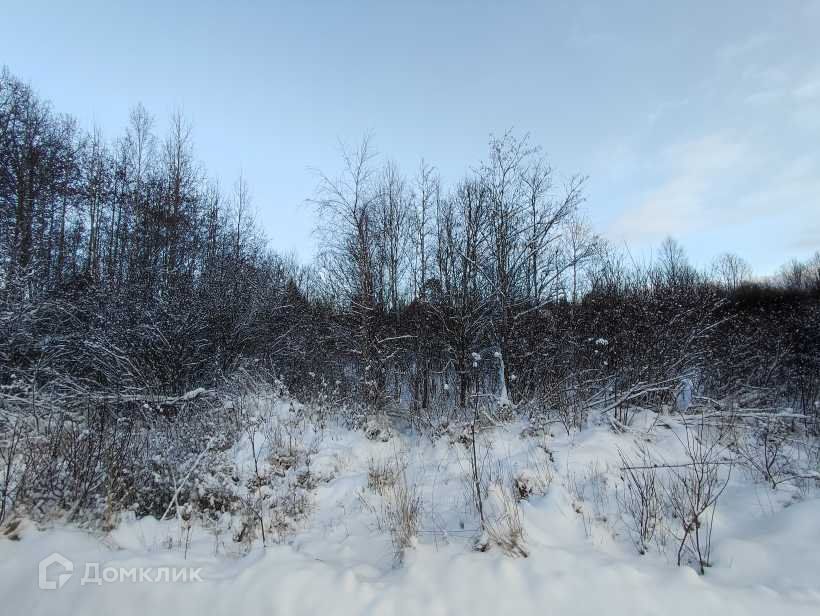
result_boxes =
[711,252,752,290]
[311,136,386,406]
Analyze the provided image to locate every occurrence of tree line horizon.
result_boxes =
[1,67,818,427]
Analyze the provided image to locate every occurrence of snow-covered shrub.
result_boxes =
[0,418,27,526]
[513,466,550,502]
[367,458,398,494]
[794,438,820,497]
[516,441,555,501]
[555,383,588,434]
[0,370,252,528]
[513,470,538,501]
[566,461,611,538]
[364,417,392,442]
[383,469,421,563]
[364,454,420,563]
[269,479,313,543]
[191,455,242,517]
[732,414,792,489]
[234,493,267,550]
[485,480,528,557]
[470,459,532,557]
[11,410,159,525]
[661,414,732,575]
[0,516,24,541]
[616,446,663,555]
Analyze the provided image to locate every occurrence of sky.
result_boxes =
[2,0,818,274]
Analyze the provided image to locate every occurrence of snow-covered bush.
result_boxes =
[364,417,392,442]
[567,461,611,537]
[365,454,421,563]
[732,414,793,489]
[662,415,732,574]
[384,474,421,563]
[268,478,314,543]
[485,479,528,557]
[367,458,399,494]
[617,446,663,555]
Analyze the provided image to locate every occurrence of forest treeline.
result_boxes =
[2,67,819,431]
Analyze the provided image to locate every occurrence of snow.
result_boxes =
[674,378,693,412]
[2,397,820,615]
[181,387,207,401]
[496,353,510,406]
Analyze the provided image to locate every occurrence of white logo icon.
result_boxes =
[38,552,73,590]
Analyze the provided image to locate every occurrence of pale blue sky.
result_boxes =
[3,0,819,273]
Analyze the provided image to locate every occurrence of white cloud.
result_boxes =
[608,177,706,241]
[608,134,747,242]
[646,97,689,126]
[608,132,820,250]
[663,134,747,173]
[793,78,820,101]
[736,154,820,218]
[716,33,772,64]
[744,89,785,105]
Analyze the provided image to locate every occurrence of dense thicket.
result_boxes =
[1,66,819,432]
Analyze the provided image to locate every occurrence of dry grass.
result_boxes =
[366,454,422,564]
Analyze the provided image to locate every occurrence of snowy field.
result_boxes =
[2,395,820,616]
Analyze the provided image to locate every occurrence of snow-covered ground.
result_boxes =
[2,397,820,615]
